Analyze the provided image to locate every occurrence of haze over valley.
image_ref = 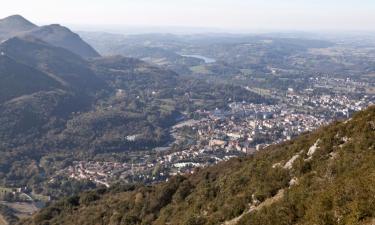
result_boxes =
[0,1,374,224]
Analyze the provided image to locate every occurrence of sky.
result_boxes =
[1,0,375,32]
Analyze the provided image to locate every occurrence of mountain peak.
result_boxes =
[0,14,37,30]
[0,15,37,40]
[0,15,99,58]
[2,14,29,20]
[28,24,100,58]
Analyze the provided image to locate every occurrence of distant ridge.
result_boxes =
[28,24,100,58]
[0,15,100,58]
[0,15,37,39]
[0,36,104,90]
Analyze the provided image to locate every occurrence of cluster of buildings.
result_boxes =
[61,146,243,186]
[311,77,371,94]
[180,90,372,151]
[62,160,171,186]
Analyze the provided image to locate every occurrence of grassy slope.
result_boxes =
[21,106,375,225]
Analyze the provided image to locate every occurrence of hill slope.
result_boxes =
[0,15,99,58]
[0,15,37,40]
[0,54,62,103]
[20,106,375,225]
[27,24,100,58]
[0,36,104,91]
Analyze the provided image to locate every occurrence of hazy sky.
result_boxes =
[2,0,375,32]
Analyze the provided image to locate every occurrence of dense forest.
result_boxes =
[20,106,375,225]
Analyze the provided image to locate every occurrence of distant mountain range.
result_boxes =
[0,15,99,58]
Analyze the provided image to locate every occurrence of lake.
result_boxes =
[181,54,216,63]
